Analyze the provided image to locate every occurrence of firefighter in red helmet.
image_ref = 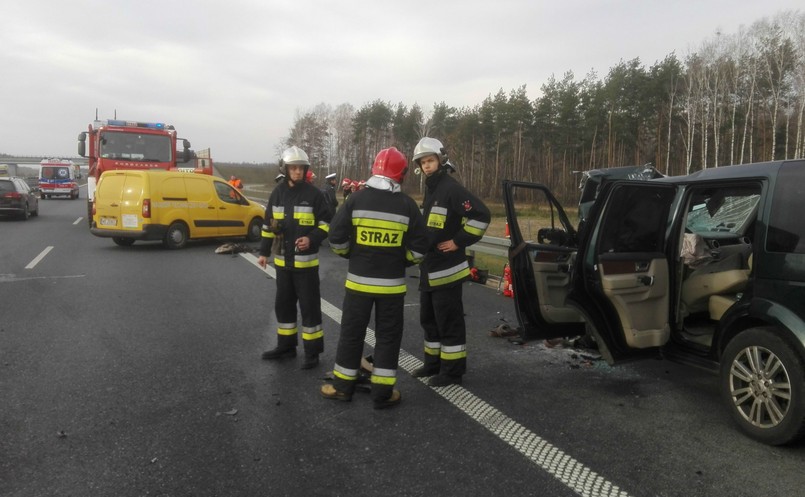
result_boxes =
[321,147,429,409]
[258,146,332,369]
[341,177,353,201]
[411,137,490,386]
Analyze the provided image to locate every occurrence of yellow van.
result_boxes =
[91,170,264,249]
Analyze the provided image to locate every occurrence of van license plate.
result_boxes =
[100,217,117,226]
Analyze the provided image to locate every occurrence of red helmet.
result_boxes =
[351,180,360,190]
[357,180,366,189]
[371,147,408,183]
[305,170,316,183]
[341,177,352,189]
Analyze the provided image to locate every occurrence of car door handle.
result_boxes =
[638,275,654,286]
[635,261,650,272]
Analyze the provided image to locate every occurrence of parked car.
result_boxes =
[503,159,805,445]
[0,177,40,220]
[90,170,264,249]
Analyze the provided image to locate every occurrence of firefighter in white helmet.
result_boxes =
[321,147,429,408]
[258,146,332,369]
[411,137,490,386]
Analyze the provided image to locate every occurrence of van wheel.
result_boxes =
[164,222,188,249]
[112,237,135,247]
[720,327,805,445]
[246,217,262,242]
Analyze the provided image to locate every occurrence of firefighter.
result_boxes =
[275,173,286,183]
[412,137,490,386]
[322,172,338,217]
[341,177,353,201]
[258,146,332,369]
[321,147,429,409]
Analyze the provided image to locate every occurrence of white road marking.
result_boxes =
[73,217,83,225]
[240,252,630,497]
[25,246,54,269]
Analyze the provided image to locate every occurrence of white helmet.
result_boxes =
[279,146,310,177]
[413,137,455,173]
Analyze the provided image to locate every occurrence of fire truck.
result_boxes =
[77,118,212,222]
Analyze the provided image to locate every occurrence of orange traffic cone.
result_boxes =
[504,220,510,238]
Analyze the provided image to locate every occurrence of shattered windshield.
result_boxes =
[686,194,760,234]
[100,131,171,162]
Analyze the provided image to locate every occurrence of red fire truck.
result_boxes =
[77,118,213,222]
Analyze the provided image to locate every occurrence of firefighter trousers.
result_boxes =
[274,268,324,356]
[420,284,466,377]
[332,293,404,402]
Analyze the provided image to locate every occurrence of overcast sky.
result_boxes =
[1,1,801,163]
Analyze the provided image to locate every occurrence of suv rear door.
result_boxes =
[504,179,678,364]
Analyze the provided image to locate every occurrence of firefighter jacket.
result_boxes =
[329,178,429,296]
[321,183,338,217]
[259,180,332,270]
[419,171,490,291]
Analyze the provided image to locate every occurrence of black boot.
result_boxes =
[428,374,462,387]
[261,347,296,360]
[300,353,319,370]
[411,366,439,378]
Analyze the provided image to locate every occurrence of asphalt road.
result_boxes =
[1,189,804,497]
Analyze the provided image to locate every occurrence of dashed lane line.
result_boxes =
[240,253,631,497]
[25,246,54,269]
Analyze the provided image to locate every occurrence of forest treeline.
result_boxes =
[280,11,804,204]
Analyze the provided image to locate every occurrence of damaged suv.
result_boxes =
[503,159,805,445]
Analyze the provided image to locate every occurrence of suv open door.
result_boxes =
[503,179,678,365]
[502,181,585,341]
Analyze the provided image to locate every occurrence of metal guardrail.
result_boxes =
[467,235,510,258]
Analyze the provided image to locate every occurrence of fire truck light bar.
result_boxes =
[105,120,166,129]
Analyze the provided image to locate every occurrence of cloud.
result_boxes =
[0,0,801,162]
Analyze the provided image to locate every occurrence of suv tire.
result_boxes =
[720,327,805,445]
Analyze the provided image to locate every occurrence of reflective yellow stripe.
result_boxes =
[463,224,485,237]
[294,210,315,227]
[334,364,358,381]
[294,258,319,268]
[406,249,423,264]
[430,266,470,286]
[427,212,446,229]
[371,367,397,386]
[333,370,356,381]
[302,325,323,341]
[345,280,405,294]
[262,230,275,239]
[425,340,441,356]
[371,375,397,386]
[278,325,297,336]
[441,345,467,360]
[275,256,320,268]
[353,218,408,232]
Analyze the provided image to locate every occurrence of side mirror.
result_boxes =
[77,132,87,157]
